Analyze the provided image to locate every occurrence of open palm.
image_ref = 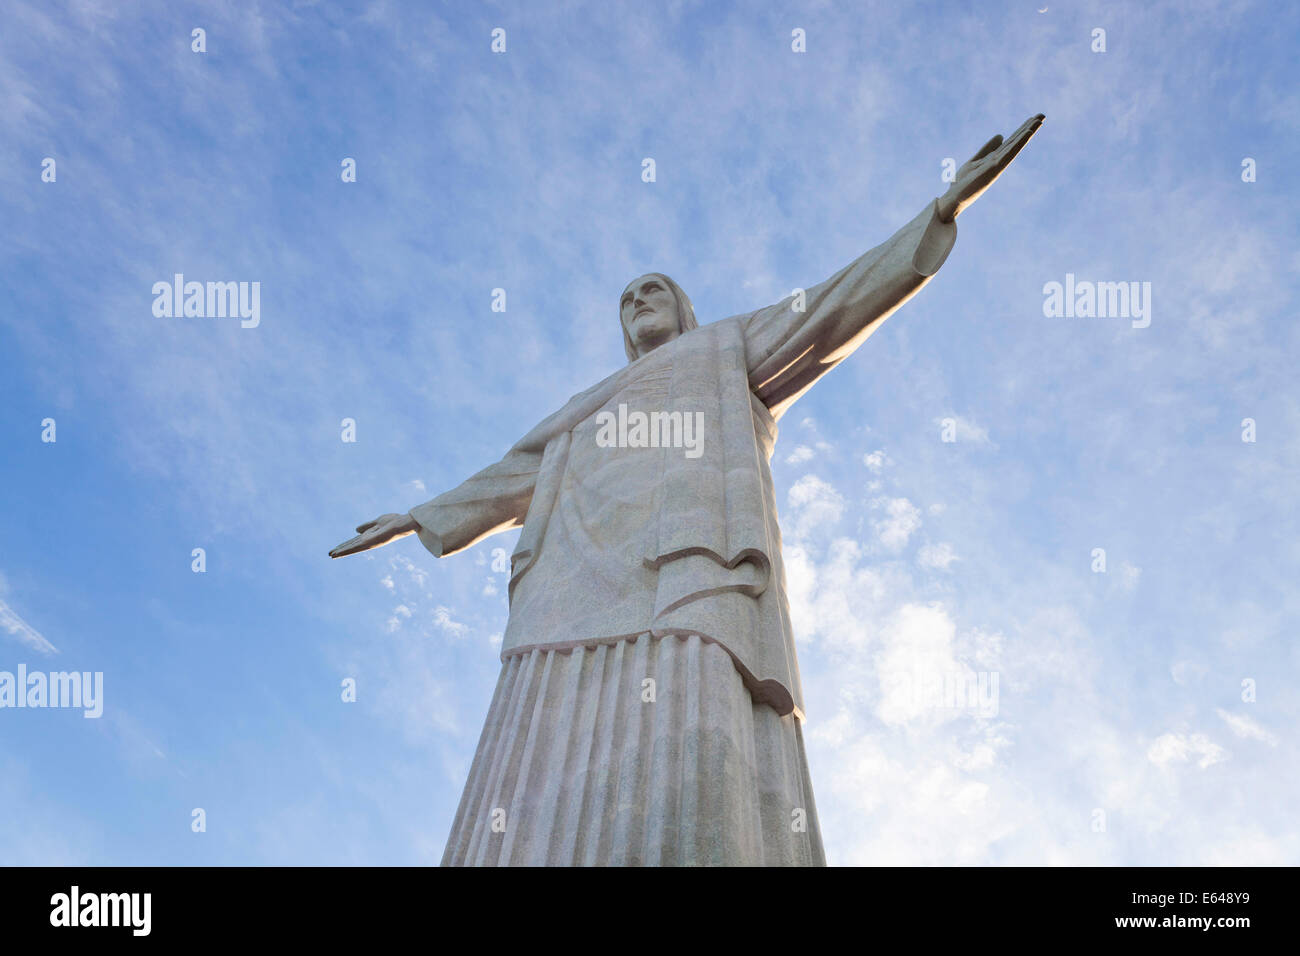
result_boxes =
[938,112,1045,222]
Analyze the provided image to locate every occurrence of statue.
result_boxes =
[331,114,1045,865]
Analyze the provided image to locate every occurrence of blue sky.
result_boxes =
[1,0,1297,865]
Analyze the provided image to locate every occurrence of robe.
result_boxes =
[411,200,957,865]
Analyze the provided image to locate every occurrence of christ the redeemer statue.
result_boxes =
[331,114,1044,866]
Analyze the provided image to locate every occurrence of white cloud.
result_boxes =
[872,497,921,550]
[863,449,890,473]
[1147,733,1227,770]
[786,474,845,539]
[918,542,958,570]
[385,604,413,632]
[785,445,814,465]
[875,603,961,727]
[387,554,428,592]
[432,606,468,639]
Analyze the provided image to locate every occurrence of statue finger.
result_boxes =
[337,534,382,557]
[995,118,1037,159]
[330,534,365,558]
[1015,115,1044,140]
[1014,115,1044,144]
[1010,113,1043,137]
[970,134,1003,163]
[1009,116,1035,137]
[996,119,1042,167]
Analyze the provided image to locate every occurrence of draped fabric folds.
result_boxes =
[441,634,825,867]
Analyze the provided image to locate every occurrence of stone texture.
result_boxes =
[442,633,824,866]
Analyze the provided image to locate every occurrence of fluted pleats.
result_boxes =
[441,633,824,866]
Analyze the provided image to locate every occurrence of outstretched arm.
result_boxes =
[330,445,542,559]
[744,113,1044,418]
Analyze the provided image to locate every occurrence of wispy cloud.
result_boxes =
[0,599,58,655]
[1215,708,1278,746]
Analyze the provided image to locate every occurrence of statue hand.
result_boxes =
[938,112,1045,222]
[329,512,420,558]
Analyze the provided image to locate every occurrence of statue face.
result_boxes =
[620,274,681,356]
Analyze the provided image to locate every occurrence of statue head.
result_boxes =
[619,273,698,362]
